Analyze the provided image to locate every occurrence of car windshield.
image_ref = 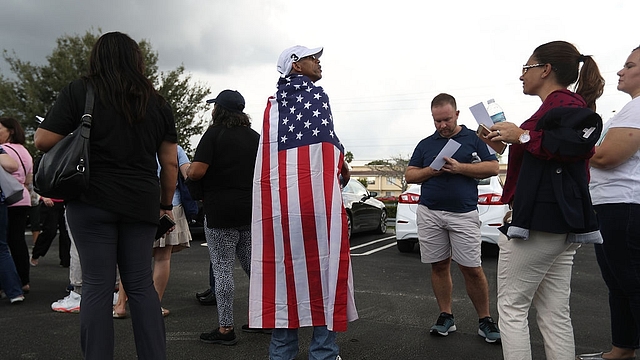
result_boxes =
[344,179,369,198]
[477,177,490,185]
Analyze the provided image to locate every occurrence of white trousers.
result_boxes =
[497,231,581,360]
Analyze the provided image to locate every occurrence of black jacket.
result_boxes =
[508,107,603,243]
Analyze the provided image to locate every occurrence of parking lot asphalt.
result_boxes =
[2,230,611,359]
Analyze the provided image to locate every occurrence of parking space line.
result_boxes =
[350,242,397,256]
[350,235,396,256]
[349,235,395,251]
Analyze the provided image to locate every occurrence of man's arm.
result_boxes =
[442,158,499,179]
[405,165,442,184]
[340,161,351,183]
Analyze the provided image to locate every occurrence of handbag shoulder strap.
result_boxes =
[80,82,95,138]
[3,144,26,178]
[84,82,95,116]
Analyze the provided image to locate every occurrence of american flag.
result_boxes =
[249,74,358,332]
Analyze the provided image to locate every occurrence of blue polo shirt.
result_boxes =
[408,125,496,213]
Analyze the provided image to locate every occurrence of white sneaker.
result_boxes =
[51,291,81,313]
[10,295,25,304]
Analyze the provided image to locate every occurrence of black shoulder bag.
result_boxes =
[34,82,94,199]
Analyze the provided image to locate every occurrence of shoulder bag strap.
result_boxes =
[3,144,26,178]
[81,82,95,136]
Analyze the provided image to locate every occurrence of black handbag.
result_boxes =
[34,82,94,199]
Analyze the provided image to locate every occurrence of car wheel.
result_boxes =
[346,213,352,240]
[375,210,388,234]
[396,240,414,253]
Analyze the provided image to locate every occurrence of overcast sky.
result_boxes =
[1,0,638,162]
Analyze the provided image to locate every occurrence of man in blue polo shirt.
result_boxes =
[405,93,501,344]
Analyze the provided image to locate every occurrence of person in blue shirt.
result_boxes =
[405,93,501,343]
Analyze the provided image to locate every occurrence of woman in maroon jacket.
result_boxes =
[487,41,605,360]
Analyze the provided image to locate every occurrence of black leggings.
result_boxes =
[7,206,29,286]
[31,202,70,266]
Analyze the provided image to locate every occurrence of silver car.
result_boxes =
[395,176,509,253]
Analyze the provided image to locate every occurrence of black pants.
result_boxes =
[31,202,71,266]
[66,201,166,360]
[7,206,29,286]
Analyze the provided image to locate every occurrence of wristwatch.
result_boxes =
[519,130,530,144]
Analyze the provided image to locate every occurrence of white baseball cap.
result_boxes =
[277,45,323,76]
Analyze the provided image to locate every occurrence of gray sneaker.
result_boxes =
[430,312,456,336]
[478,316,501,343]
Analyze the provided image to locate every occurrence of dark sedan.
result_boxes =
[342,178,388,240]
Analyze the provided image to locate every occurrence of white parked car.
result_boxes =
[395,176,509,253]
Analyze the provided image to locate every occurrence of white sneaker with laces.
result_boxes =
[51,291,81,313]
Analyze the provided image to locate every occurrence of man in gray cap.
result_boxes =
[249,46,357,360]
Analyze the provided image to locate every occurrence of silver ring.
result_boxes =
[496,130,501,136]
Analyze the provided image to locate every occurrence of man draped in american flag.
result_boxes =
[250,45,358,360]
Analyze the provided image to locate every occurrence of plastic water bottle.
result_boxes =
[486,99,506,123]
[471,152,481,163]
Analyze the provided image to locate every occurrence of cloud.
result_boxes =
[1,0,638,161]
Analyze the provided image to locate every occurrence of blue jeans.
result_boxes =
[594,203,640,349]
[269,326,339,360]
[0,203,23,299]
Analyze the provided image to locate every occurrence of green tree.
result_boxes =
[344,151,353,163]
[0,29,209,155]
[366,155,410,192]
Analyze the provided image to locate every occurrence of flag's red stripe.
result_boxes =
[260,99,276,328]
[324,143,350,331]
[333,203,351,331]
[278,149,300,328]
[297,145,326,326]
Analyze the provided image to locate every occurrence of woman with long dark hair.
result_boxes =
[35,32,177,360]
[488,40,605,359]
[188,89,260,345]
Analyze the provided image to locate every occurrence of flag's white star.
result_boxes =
[322,102,329,110]
[280,91,287,98]
[296,132,303,140]
[282,118,289,125]
[303,101,312,109]
[305,87,313,93]
[302,81,308,87]
[321,119,329,126]
[312,128,320,136]
[296,113,303,121]
[289,106,296,114]
[329,130,334,138]
[313,93,321,100]
[304,120,311,128]
[281,99,288,107]
[280,135,288,143]
[294,84,301,90]
[296,95,304,102]
[288,124,295,132]
[312,110,321,117]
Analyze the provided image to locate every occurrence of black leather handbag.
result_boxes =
[34,82,94,199]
